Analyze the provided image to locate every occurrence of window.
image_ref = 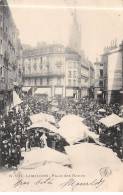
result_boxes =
[57,78,61,85]
[31,79,33,85]
[100,69,103,78]
[68,71,71,78]
[28,79,30,85]
[99,81,103,87]
[74,62,76,69]
[35,78,37,85]
[73,79,76,86]
[33,63,37,70]
[0,67,2,74]
[57,66,61,72]
[73,71,76,78]
[68,62,72,69]
[47,78,49,85]
[68,79,71,86]
[40,78,42,85]
[58,47,61,52]
[40,57,42,64]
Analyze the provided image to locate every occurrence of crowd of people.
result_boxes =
[0,94,123,168]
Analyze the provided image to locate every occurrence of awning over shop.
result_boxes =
[66,89,73,97]
[22,87,31,92]
[55,87,63,95]
[34,88,51,96]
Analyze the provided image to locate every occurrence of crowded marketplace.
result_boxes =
[0,89,123,169]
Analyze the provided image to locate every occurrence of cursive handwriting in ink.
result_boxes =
[35,177,54,185]
[59,178,105,188]
[14,179,30,188]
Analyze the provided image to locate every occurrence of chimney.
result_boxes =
[113,40,115,48]
[111,41,113,48]
[115,38,117,47]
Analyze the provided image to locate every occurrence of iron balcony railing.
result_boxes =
[24,70,65,77]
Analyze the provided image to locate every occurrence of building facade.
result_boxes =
[94,40,123,104]
[94,59,104,101]
[80,63,89,97]
[0,0,23,114]
[102,44,123,104]
[23,43,81,99]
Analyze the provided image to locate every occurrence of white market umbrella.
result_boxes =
[51,102,59,106]
[98,108,106,112]
[99,114,123,127]
[65,143,123,174]
[51,106,59,112]
[58,114,85,128]
[28,121,58,134]
[30,112,56,124]
[58,122,89,144]
[21,147,70,168]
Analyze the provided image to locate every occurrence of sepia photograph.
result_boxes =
[0,0,123,192]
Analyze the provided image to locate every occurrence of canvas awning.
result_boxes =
[21,147,69,168]
[28,121,58,133]
[65,143,123,175]
[30,112,56,124]
[99,114,123,127]
[66,89,73,97]
[58,114,85,128]
[22,87,31,92]
[58,121,89,144]
[34,88,51,96]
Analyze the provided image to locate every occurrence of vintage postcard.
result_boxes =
[0,0,123,192]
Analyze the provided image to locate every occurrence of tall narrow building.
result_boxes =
[68,8,81,53]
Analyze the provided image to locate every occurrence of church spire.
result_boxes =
[68,1,81,53]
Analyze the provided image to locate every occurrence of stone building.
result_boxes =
[94,58,104,101]
[0,0,23,114]
[94,39,123,104]
[22,43,81,99]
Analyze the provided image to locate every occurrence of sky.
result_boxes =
[7,0,123,63]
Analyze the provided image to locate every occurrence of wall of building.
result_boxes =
[0,0,23,114]
[23,45,81,99]
[95,41,123,104]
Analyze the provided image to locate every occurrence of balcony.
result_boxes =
[24,70,65,78]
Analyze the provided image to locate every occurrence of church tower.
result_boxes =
[68,5,81,53]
